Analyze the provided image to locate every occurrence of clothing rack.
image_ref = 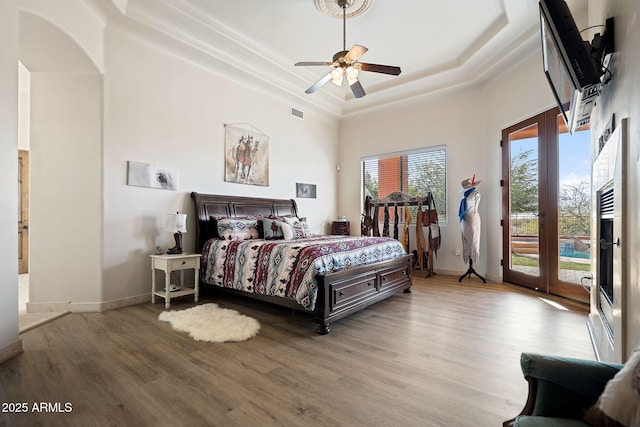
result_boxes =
[362,192,437,276]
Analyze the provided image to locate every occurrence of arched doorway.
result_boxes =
[18,11,103,320]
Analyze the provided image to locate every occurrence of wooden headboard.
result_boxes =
[190,192,299,252]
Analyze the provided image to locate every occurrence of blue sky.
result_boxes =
[511,127,591,189]
[558,128,591,188]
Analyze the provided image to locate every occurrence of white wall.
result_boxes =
[588,0,640,360]
[28,73,103,310]
[0,0,22,363]
[18,62,30,150]
[101,28,340,303]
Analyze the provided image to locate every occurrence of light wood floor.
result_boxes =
[0,274,594,427]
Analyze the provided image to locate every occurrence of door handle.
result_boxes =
[23,225,28,230]
[600,238,620,250]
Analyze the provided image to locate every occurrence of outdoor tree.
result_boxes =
[510,148,538,213]
[408,158,447,220]
[559,180,591,236]
[363,170,378,199]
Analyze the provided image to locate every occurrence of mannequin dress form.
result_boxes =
[458,177,486,283]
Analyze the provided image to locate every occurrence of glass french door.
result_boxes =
[502,108,591,303]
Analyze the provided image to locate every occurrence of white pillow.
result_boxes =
[281,222,294,240]
[283,216,311,237]
[598,347,640,426]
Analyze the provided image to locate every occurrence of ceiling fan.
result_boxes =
[295,0,401,98]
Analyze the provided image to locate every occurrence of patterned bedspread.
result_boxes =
[201,235,407,311]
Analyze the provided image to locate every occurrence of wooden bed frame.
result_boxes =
[191,192,413,334]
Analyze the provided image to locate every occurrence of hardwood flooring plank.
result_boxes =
[0,274,593,426]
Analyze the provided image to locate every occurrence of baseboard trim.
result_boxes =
[586,320,601,361]
[99,294,150,311]
[485,273,501,283]
[26,293,150,313]
[26,302,70,313]
[0,339,23,364]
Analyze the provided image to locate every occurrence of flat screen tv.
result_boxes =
[539,0,602,133]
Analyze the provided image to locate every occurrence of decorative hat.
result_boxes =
[460,174,481,191]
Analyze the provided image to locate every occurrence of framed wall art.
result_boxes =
[224,124,269,186]
[127,161,178,190]
[296,183,316,199]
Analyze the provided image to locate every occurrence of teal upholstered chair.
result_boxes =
[504,353,624,427]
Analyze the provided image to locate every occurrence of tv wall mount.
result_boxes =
[591,17,615,84]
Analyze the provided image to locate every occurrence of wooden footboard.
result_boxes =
[202,254,412,334]
[313,254,413,334]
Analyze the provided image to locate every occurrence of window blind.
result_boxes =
[363,146,447,222]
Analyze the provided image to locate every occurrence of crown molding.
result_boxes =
[97,0,539,119]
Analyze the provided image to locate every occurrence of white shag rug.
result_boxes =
[158,303,260,343]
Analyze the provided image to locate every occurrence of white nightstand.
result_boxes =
[150,253,202,309]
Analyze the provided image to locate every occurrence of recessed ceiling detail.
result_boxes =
[93,0,555,116]
[314,0,373,19]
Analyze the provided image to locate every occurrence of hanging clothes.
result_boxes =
[415,203,427,270]
[382,204,390,237]
[429,223,441,256]
[393,204,399,240]
[400,204,412,252]
[372,205,380,237]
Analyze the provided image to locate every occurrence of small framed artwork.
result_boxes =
[127,161,178,190]
[296,183,316,199]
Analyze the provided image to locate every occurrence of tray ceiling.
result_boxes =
[85,0,588,116]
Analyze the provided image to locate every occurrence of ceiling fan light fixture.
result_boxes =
[331,68,344,86]
[296,0,400,97]
[345,66,359,85]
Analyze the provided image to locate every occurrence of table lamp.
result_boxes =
[165,212,187,254]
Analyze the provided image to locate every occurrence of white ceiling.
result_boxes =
[164,0,543,115]
[21,0,588,116]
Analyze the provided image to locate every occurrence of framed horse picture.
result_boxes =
[224,124,269,186]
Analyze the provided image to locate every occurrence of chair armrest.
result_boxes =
[520,353,622,402]
[503,353,623,426]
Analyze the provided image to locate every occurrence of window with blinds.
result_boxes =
[363,146,447,222]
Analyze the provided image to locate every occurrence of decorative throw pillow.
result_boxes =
[283,216,311,238]
[585,347,640,427]
[216,217,260,241]
[262,218,285,240]
[280,222,296,240]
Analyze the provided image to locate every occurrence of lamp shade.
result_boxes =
[165,212,187,233]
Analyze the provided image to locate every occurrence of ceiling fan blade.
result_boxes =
[344,45,368,62]
[350,79,366,98]
[358,63,402,76]
[295,61,333,66]
[305,72,333,94]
